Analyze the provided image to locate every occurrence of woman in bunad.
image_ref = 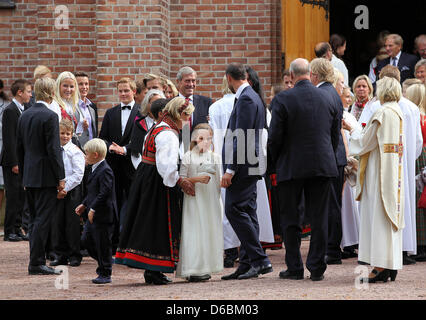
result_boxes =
[115,97,195,285]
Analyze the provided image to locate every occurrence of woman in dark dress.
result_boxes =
[115,97,195,284]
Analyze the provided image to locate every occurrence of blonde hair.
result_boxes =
[333,68,344,88]
[379,65,401,83]
[117,77,136,92]
[34,77,55,102]
[342,86,355,105]
[376,76,402,104]
[34,65,52,80]
[59,118,74,133]
[165,78,179,97]
[163,97,195,121]
[54,71,80,114]
[352,75,374,101]
[406,83,426,114]
[402,78,423,95]
[190,123,214,151]
[310,58,335,83]
[385,34,404,47]
[84,138,107,159]
[221,74,233,95]
[140,89,165,116]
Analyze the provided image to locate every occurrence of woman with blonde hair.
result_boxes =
[350,75,374,121]
[165,78,178,99]
[116,97,196,285]
[343,76,405,283]
[406,83,426,261]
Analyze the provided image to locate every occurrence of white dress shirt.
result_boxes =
[120,100,135,135]
[61,140,85,192]
[331,54,349,86]
[12,98,24,114]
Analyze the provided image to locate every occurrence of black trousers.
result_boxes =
[81,220,113,277]
[327,166,345,259]
[225,176,269,271]
[51,186,82,261]
[2,166,25,235]
[26,187,57,267]
[278,177,332,276]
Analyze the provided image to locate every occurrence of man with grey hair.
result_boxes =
[268,58,340,281]
[376,33,419,84]
[414,34,426,59]
[176,66,212,135]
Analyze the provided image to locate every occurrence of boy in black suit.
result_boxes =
[76,138,117,284]
[1,79,32,241]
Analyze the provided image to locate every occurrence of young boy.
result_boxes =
[76,138,117,284]
[50,119,85,267]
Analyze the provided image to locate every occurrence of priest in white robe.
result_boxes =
[358,67,423,258]
[344,77,405,283]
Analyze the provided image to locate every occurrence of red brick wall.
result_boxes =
[0,0,282,118]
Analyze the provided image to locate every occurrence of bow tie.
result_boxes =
[122,105,131,110]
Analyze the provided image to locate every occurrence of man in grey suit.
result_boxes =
[75,72,98,147]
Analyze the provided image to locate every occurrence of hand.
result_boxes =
[58,180,66,192]
[109,142,125,155]
[57,190,67,199]
[88,210,95,224]
[221,172,233,188]
[11,165,19,174]
[82,119,89,130]
[75,204,86,216]
[179,178,195,196]
[199,175,211,184]
[342,119,352,132]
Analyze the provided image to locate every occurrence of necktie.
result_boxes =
[392,58,398,66]
[234,97,238,106]
[122,105,131,110]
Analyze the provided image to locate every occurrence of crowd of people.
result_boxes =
[0,31,425,286]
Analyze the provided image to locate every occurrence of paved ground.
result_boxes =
[1,228,425,303]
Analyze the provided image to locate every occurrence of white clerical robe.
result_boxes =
[350,102,404,269]
[209,95,274,249]
[358,97,422,254]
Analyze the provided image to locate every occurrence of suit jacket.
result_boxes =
[222,85,265,180]
[376,52,419,84]
[0,101,21,167]
[16,102,65,188]
[192,94,213,129]
[99,103,140,178]
[76,103,98,147]
[318,82,347,167]
[83,160,118,224]
[268,79,339,183]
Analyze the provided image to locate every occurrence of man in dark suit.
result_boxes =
[376,34,419,84]
[268,58,340,281]
[176,66,213,150]
[75,72,98,146]
[221,62,272,280]
[1,80,32,242]
[16,77,65,275]
[310,58,348,264]
[99,77,140,240]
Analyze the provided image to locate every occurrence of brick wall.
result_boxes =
[0,0,282,117]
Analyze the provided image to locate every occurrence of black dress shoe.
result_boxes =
[4,233,23,242]
[92,276,111,284]
[309,273,324,281]
[341,250,357,259]
[144,270,171,285]
[221,268,248,280]
[188,274,211,282]
[403,252,416,265]
[325,256,342,265]
[50,258,68,266]
[238,263,273,280]
[360,268,390,283]
[279,269,304,280]
[28,265,63,275]
[69,259,81,267]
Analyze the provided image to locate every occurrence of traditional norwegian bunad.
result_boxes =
[115,115,183,275]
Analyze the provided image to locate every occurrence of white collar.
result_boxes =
[92,159,105,172]
[235,82,250,99]
[179,93,193,102]
[120,100,135,109]
[37,100,50,108]
[392,51,402,61]
[12,98,24,112]
[61,140,73,151]
[316,81,326,88]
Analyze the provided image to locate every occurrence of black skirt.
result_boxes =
[115,162,182,273]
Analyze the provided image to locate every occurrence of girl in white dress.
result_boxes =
[176,123,224,282]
